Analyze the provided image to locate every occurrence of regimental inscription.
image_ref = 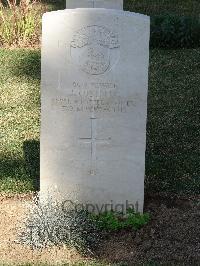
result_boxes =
[70,25,120,75]
[51,95,135,113]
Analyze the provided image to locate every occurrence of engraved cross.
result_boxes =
[79,117,111,175]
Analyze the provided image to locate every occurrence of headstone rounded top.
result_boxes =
[43,8,149,23]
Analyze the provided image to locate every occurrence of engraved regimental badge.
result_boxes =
[70,25,120,75]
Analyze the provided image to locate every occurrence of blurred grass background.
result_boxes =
[1,0,200,48]
[43,0,200,16]
[124,0,200,16]
[0,48,199,194]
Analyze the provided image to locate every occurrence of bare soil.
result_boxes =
[0,193,199,265]
[96,193,200,265]
[0,193,84,265]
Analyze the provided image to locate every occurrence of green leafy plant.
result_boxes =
[91,209,150,231]
[0,0,45,47]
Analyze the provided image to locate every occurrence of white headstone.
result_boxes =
[41,8,150,213]
[66,0,123,10]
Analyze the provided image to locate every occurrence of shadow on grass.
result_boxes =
[0,49,41,82]
[12,50,41,81]
[0,157,36,192]
[23,140,40,191]
[0,140,40,192]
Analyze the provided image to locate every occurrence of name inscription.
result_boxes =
[53,80,135,113]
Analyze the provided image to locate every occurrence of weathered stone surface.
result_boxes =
[66,0,123,9]
[41,8,150,212]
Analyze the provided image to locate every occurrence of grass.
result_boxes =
[146,49,200,194]
[124,0,200,16]
[0,48,200,194]
[0,263,112,266]
[0,0,46,48]
[43,0,200,16]
[0,259,161,266]
[0,49,40,192]
[1,1,200,48]
[0,260,163,265]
